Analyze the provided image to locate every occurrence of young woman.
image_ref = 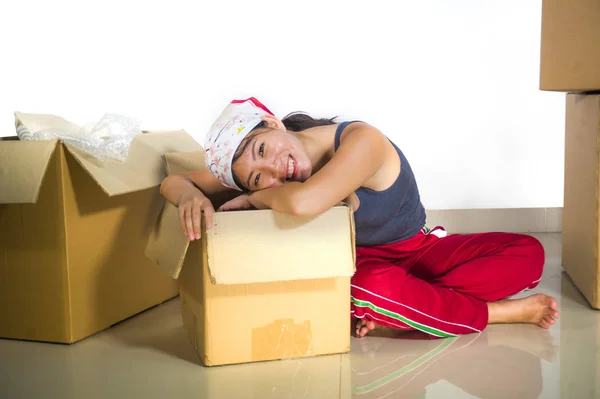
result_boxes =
[160,97,559,339]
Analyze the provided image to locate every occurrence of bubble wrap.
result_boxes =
[18,113,141,162]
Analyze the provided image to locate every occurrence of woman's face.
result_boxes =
[231,128,312,192]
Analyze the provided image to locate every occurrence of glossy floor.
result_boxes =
[1,233,598,399]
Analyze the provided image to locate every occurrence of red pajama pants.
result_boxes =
[350,227,545,338]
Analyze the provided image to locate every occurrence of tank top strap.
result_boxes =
[334,121,363,151]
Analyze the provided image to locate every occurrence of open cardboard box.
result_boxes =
[0,112,202,343]
[146,151,357,366]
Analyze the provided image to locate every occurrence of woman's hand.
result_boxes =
[217,194,254,212]
[178,194,215,241]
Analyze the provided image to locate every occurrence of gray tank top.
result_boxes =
[334,121,427,247]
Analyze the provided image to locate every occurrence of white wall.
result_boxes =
[0,0,565,210]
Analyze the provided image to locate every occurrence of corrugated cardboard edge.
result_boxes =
[343,202,357,269]
[204,214,217,285]
[592,95,600,309]
[57,144,76,343]
[334,200,357,268]
[200,232,211,367]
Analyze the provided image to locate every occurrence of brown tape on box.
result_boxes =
[252,319,313,362]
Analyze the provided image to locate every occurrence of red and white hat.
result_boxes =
[204,97,274,190]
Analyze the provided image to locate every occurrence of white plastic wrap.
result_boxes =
[17,113,141,162]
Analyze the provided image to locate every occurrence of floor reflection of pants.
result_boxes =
[352,333,543,399]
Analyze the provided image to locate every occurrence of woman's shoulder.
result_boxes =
[337,120,386,136]
[334,120,389,149]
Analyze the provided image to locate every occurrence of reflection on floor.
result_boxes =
[1,233,598,398]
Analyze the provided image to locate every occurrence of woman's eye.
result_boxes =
[255,173,261,188]
[259,143,264,157]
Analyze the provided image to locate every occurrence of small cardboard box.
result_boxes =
[0,112,202,343]
[146,151,356,366]
[562,93,600,309]
[539,0,600,92]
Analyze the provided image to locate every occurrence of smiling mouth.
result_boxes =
[286,156,297,181]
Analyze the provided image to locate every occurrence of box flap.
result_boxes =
[206,205,356,285]
[145,202,190,279]
[14,111,81,137]
[164,151,205,176]
[146,150,356,283]
[145,150,206,279]
[0,139,58,204]
[14,111,203,196]
[63,130,202,196]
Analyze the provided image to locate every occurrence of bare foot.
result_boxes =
[488,293,559,328]
[355,318,377,338]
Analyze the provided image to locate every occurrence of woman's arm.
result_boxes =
[160,169,234,206]
[248,123,388,216]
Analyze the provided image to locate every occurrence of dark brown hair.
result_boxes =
[231,112,338,191]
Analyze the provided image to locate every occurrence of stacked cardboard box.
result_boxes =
[539,0,600,92]
[0,113,201,343]
[540,0,600,308]
[145,151,357,366]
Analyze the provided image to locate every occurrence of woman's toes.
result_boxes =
[354,319,377,338]
[541,316,554,328]
[359,326,370,338]
[356,319,366,337]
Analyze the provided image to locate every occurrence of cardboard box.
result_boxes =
[0,112,202,343]
[539,0,600,92]
[562,93,600,309]
[146,151,356,366]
